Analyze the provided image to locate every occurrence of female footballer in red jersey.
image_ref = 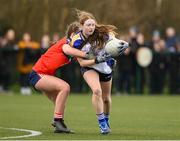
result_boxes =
[29,22,95,133]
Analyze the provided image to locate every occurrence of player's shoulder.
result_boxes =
[57,37,67,44]
[52,37,67,47]
[70,31,85,49]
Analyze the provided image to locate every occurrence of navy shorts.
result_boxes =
[81,67,112,82]
[28,70,42,90]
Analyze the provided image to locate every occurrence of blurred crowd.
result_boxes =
[0,26,179,95]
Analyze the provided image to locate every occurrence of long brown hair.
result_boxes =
[75,9,96,25]
[89,24,117,49]
[76,9,118,49]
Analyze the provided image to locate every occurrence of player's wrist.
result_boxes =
[85,52,95,59]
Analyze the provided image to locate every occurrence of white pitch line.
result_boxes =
[0,127,42,139]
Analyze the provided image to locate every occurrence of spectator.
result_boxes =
[0,29,18,93]
[40,34,50,54]
[148,30,166,94]
[129,26,139,52]
[115,35,133,95]
[17,32,40,95]
[128,26,139,94]
[165,27,179,94]
[135,33,147,94]
[52,32,60,43]
[165,27,178,52]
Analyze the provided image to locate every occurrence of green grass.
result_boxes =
[0,93,180,140]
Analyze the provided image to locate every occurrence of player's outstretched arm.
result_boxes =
[77,52,111,67]
[77,57,95,67]
[62,44,95,59]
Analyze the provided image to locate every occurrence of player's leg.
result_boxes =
[43,92,67,118]
[83,70,103,114]
[43,91,57,104]
[34,75,72,133]
[35,75,69,118]
[100,79,112,129]
[83,69,109,134]
[47,92,70,133]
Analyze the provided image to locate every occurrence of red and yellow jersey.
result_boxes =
[18,41,40,49]
[33,38,71,75]
[17,41,40,74]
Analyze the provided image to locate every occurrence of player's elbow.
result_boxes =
[62,44,72,56]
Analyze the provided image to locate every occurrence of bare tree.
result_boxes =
[43,0,50,34]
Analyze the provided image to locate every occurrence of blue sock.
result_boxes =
[96,113,110,133]
[96,113,105,121]
[96,113,107,126]
[104,113,110,128]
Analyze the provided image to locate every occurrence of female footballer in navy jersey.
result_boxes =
[70,10,120,134]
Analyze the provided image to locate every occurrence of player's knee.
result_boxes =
[62,84,70,94]
[103,96,111,104]
[92,88,102,96]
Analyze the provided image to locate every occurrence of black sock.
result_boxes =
[54,118,63,122]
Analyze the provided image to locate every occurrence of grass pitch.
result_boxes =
[0,93,180,140]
